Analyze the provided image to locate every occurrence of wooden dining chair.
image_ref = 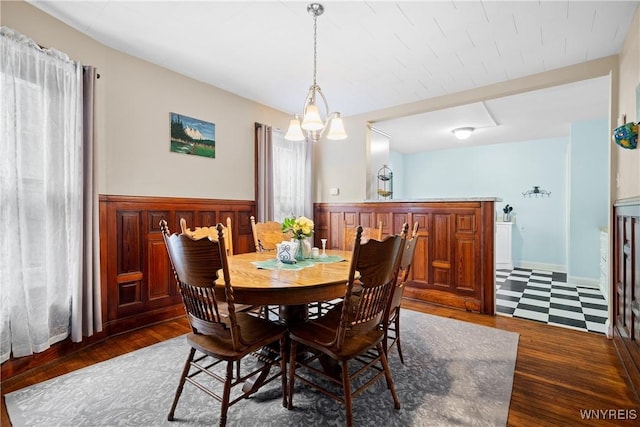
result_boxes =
[342,221,383,251]
[160,220,287,427]
[287,226,404,427]
[180,216,234,256]
[383,221,419,364]
[249,216,294,320]
[250,216,292,252]
[179,217,263,317]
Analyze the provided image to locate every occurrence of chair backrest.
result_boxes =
[388,222,419,315]
[161,220,247,351]
[250,216,292,252]
[342,221,383,251]
[331,226,405,350]
[180,217,233,256]
[396,221,419,285]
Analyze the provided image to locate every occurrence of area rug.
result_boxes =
[5,310,519,426]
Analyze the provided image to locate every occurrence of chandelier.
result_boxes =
[285,3,347,142]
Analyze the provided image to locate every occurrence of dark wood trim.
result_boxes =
[612,196,640,400]
[314,200,496,314]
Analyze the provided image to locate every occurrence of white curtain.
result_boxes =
[272,129,313,222]
[0,27,83,362]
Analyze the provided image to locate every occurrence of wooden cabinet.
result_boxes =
[100,195,255,334]
[612,197,640,398]
[314,199,496,314]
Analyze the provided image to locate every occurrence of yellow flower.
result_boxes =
[282,215,314,238]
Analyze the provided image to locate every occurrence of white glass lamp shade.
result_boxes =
[327,113,347,140]
[452,127,474,140]
[301,103,324,131]
[285,115,305,141]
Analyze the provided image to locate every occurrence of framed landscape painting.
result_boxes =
[170,112,215,158]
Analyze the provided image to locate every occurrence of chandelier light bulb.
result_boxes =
[327,113,347,140]
[285,114,305,141]
[301,102,323,131]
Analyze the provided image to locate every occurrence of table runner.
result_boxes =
[252,255,345,271]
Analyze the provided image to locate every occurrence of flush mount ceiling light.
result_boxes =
[285,3,347,143]
[451,127,474,140]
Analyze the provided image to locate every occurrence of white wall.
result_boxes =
[2,0,291,200]
[389,150,405,200]
[316,56,626,204]
[369,130,390,200]
[614,6,640,201]
[403,137,570,271]
[568,119,609,282]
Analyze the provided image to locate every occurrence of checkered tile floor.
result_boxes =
[496,268,609,334]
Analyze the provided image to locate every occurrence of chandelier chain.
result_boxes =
[312,13,318,86]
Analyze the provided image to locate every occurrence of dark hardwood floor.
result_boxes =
[2,300,638,426]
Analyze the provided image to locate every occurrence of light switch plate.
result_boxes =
[329,187,339,196]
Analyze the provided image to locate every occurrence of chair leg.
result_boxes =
[287,340,297,409]
[341,360,353,427]
[219,361,234,427]
[382,324,389,356]
[377,343,401,410]
[168,347,195,421]
[395,313,404,364]
[279,335,288,408]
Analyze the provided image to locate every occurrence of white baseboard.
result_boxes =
[514,261,566,273]
[567,275,600,288]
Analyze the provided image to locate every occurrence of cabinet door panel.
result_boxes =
[148,237,172,300]
[117,211,141,275]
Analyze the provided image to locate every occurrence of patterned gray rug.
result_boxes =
[5,310,519,427]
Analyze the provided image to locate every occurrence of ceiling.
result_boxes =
[27,1,638,153]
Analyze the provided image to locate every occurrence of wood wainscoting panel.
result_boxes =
[101,195,256,335]
[314,200,496,314]
[116,211,142,275]
[175,210,196,231]
[613,197,640,399]
[329,211,341,249]
[200,211,217,227]
[390,211,409,237]
[431,213,452,289]
[147,236,172,301]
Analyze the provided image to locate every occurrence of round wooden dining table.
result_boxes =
[223,249,352,393]
[224,250,352,323]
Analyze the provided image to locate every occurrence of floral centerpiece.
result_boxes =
[282,216,314,260]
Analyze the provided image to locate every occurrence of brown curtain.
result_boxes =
[71,65,102,341]
[255,122,275,221]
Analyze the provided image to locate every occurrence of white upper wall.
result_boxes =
[2,0,290,200]
[3,0,638,203]
[614,6,640,201]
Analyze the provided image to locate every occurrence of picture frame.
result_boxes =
[170,112,215,158]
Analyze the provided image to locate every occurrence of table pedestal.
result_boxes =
[242,304,311,394]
